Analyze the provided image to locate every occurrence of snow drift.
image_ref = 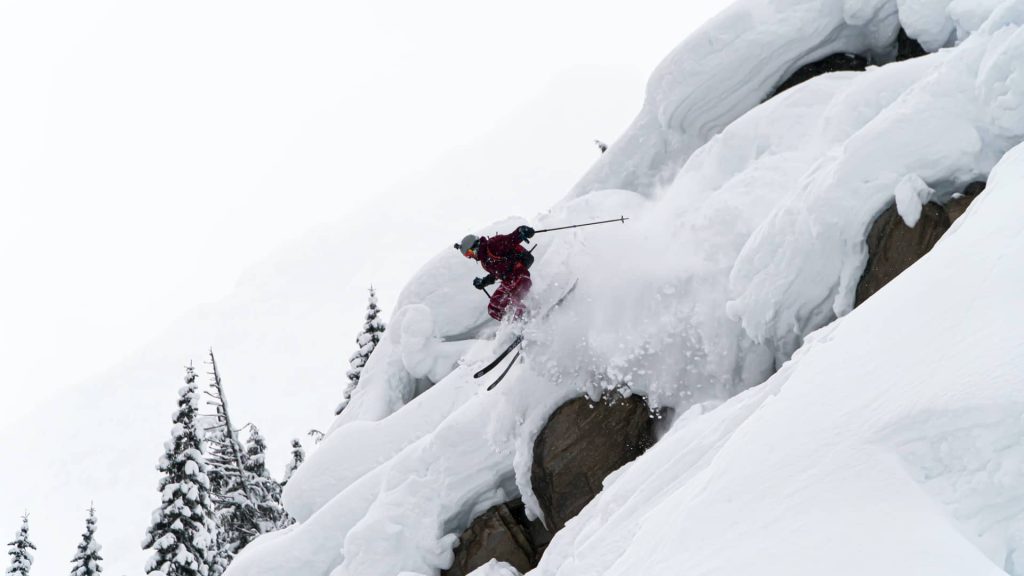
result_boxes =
[225,0,1024,575]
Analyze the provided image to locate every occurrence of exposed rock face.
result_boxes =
[945,181,986,223]
[856,201,950,306]
[445,395,654,575]
[769,28,926,102]
[856,181,986,307]
[531,395,655,532]
[769,53,869,99]
[443,499,550,576]
[896,29,928,61]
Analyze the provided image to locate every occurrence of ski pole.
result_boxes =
[534,216,629,234]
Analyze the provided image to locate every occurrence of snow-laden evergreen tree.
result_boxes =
[203,426,233,576]
[206,426,292,566]
[243,427,292,530]
[142,365,218,576]
[203,350,293,568]
[307,429,325,445]
[203,351,257,568]
[197,416,228,500]
[69,505,102,576]
[6,514,35,576]
[336,286,386,415]
[281,439,305,486]
[206,535,231,576]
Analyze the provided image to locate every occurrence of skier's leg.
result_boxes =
[488,283,511,321]
[506,275,532,321]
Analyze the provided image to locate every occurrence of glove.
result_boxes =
[473,275,495,290]
[517,225,536,241]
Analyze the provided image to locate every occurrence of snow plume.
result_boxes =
[225,1,1024,576]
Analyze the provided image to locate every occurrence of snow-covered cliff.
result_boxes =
[226,1,1024,574]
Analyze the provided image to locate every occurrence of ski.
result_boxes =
[540,278,578,318]
[473,335,523,379]
[472,279,578,381]
[487,349,521,391]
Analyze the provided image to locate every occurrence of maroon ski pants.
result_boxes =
[488,274,532,321]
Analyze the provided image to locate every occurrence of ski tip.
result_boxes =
[487,350,521,391]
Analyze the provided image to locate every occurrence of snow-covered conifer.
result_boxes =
[69,505,102,576]
[307,429,325,445]
[203,351,258,565]
[203,350,293,565]
[208,426,292,563]
[206,536,231,576]
[243,427,291,531]
[141,365,218,576]
[281,439,305,486]
[336,286,386,414]
[200,422,230,501]
[6,514,35,576]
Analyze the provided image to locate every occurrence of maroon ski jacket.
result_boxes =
[472,232,532,282]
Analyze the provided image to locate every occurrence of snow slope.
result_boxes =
[225,1,1024,575]
[534,145,1024,575]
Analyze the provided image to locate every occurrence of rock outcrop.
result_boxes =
[769,53,869,99]
[531,395,655,532]
[855,201,950,306]
[896,29,928,61]
[769,28,928,101]
[856,181,986,306]
[945,181,986,223]
[446,394,655,575]
[443,499,550,576]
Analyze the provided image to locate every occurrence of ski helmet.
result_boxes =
[458,234,480,257]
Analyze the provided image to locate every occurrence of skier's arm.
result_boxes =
[489,226,535,252]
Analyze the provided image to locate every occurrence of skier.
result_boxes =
[456,225,536,321]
